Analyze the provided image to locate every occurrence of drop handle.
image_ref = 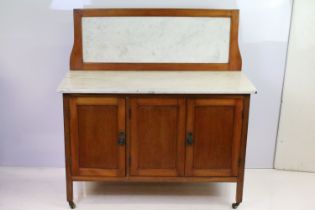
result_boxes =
[186,132,193,145]
[118,132,126,145]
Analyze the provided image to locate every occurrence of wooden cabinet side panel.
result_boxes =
[236,95,250,202]
[69,97,80,175]
[231,99,243,176]
[63,95,73,202]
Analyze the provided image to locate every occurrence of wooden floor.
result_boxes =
[0,167,314,210]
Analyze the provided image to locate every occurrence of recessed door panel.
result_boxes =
[70,97,126,177]
[186,98,243,177]
[130,98,185,177]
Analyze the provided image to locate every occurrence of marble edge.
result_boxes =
[58,90,257,94]
[56,71,257,94]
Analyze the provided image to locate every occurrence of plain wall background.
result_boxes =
[0,0,292,168]
[275,0,315,172]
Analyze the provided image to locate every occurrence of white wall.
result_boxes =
[0,0,292,168]
[237,0,292,168]
[275,0,315,172]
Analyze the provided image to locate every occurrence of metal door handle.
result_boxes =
[186,132,193,145]
[118,132,125,145]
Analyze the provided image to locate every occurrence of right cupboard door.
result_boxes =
[185,98,243,177]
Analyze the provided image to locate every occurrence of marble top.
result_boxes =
[57,71,257,94]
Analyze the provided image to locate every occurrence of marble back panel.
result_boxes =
[82,17,231,63]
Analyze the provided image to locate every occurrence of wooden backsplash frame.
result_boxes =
[70,9,242,71]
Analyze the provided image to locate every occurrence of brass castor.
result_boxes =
[68,201,76,209]
[232,202,240,209]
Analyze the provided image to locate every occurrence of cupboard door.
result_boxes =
[69,97,126,177]
[186,98,243,177]
[130,98,185,176]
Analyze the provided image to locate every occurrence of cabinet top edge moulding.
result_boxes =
[70,8,242,71]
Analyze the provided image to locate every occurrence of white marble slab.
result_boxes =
[57,71,257,94]
[82,17,230,63]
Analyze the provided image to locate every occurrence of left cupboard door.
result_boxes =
[69,96,126,177]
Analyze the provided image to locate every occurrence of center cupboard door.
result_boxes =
[185,97,243,177]
[69,96,126,177]
[130,97,186,177]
